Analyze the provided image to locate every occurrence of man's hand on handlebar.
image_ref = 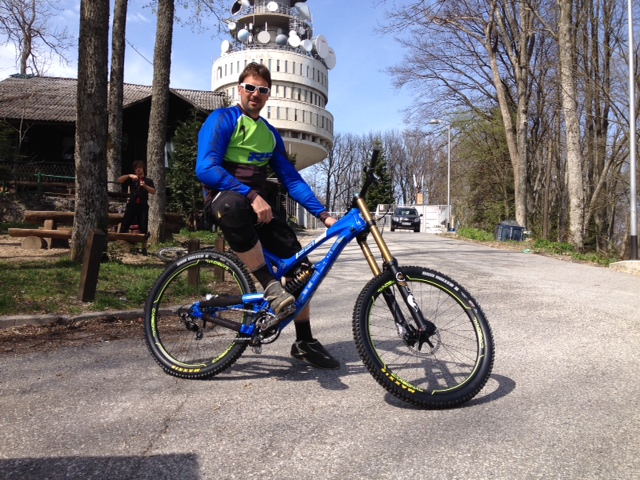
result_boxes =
[323,216,337,228]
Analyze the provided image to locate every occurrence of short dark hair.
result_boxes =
[132,160,146,172]
[238,62,272,89]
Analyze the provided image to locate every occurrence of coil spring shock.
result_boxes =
[284,264,314,297]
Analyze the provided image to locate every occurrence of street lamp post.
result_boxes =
[628,0,638,260]
[430,119,451,231]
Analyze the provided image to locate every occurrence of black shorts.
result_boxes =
[209,191,301,258]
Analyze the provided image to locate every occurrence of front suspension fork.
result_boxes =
[355,206,437,343]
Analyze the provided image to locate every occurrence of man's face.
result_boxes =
[134,166,145,177]
[238,74,270,119]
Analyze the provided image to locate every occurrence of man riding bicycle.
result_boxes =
[196,62,339,369]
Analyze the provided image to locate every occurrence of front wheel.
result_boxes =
[353,266,494,408]
[143,250,256,379]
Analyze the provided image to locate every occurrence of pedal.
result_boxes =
[275,303,296,322]
[260,304,296,331]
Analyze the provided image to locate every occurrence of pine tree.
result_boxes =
[166,111,206,230]
[366,147,394,212]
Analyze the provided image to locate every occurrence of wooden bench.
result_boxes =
[8,227,148,250]
[23,211,183,233]
[7,227,73,249]
[10,210,184,250]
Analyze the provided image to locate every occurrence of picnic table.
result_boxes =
[7,210,183,249]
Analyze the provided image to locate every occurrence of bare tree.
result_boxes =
[71,0,110,261]
[0,0,74,75]
[146,0,174,243]
[107,0,128,191]
[383,0,542,229]
[556,0,585,248]
[484,0,539,229]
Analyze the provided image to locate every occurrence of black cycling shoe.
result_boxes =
[290,339,340,369]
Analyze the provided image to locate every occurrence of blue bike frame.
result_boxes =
[220,206,368,336]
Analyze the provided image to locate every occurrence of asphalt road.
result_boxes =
[1,232,639,479]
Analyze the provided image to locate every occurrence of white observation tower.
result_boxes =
[212,0,336,170]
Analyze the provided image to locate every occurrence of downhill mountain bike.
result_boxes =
[143,149,494,408]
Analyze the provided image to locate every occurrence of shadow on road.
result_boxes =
[0,453,200,480]
[382,372,517,410]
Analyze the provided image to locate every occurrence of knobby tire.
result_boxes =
[143,250,256,379]
[352,266,494,408]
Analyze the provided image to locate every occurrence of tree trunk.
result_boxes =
[107,0,128,192]
[146,0,174,243]
[71,0,110,261]
[558,0,585,249]
[484,1,533,229]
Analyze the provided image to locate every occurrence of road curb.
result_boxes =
[0,309,144,330]
[609,260,640,276]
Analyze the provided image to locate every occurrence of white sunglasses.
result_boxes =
[240,83,270,95]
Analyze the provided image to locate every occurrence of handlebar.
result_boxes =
[353,148,381,207]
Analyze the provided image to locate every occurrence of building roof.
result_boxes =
[0,75,226,123]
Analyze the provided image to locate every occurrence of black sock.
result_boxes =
[251,264,275,289]
[295,320,313,342]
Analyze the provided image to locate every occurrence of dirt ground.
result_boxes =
[0,316,143,356]
[0,233,159,356]
[0,233,159,265]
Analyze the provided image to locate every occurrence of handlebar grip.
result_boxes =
[353,147,383,205]
[370,149,380,169]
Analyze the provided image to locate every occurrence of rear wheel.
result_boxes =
[144,250,256,379]
[353,266,494,408]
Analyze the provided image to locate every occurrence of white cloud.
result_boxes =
[0,42,78,79]
[127,12,152,25]
[0,45,19,78]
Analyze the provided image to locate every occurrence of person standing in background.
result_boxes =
[118,160,156,255]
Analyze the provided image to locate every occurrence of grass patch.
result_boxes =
[172,228,220,245]
[531,239,617,266]
[456,228,620,266]
[0,258,163,316]
[0,228,224,317]
[456,227,495,242]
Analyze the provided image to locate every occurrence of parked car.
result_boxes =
[391,207,422,232]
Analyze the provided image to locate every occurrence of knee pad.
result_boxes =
[213,193,258,252]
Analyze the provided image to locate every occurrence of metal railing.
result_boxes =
[0,160,75,182]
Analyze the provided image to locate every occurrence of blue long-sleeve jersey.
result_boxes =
[196,105,327,218]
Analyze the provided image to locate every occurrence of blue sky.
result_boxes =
[0,0,413,134]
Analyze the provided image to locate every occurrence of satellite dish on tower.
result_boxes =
[237,28,250,42]
[313,35,329,58]
[295,2,312,22]
[301,39,313,52]
[258,30,270,44]
[221,40,231,53]
[325,47,336,69]
[276,34,288,46]
[267,1,278,12]
[288,33,301,48]
[231,0,250,15]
